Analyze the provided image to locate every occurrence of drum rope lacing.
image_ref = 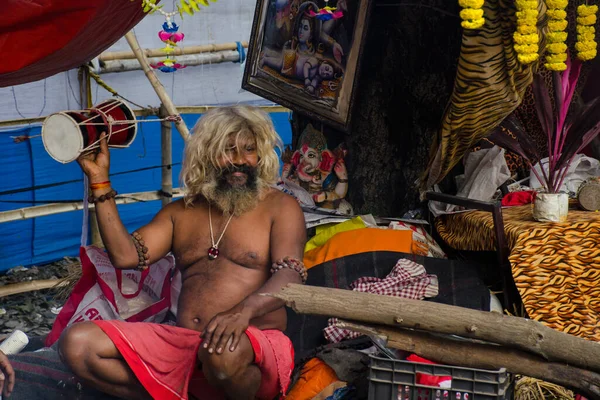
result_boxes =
[11,113,181,144]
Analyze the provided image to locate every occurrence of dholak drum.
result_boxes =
[578,177,600,211]
[42,99,138,164]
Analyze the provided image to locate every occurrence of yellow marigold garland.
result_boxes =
[514,0,539,64]
[544,0,569,71]
[576,4,598,61]
[459,0,485,29]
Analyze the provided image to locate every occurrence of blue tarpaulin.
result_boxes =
[0,112,292,272]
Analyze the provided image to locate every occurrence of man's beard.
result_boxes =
[202,165,263,216]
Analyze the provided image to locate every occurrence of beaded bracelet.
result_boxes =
[270,257,307,284]
[88,189,118,204]
[131,231,150,271]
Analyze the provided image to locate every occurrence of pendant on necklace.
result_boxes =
[208,246,220,260]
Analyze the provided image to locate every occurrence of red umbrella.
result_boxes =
[0,0,148,87]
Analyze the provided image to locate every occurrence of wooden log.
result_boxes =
[270,284,600,373]
[0,280,68,298]
[99,41,248,62]
[124,31,190,141]
[338,320,600,400]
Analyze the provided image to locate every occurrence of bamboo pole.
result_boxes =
[0,280,69,298]
[339,320,600,400]
[79,66,103,247]
[89,208,104,246]
[100,50,240,74]
[269,284,600,374]
[173,105,290,115]
[159,104,173,208]
[124,31,190,140]
[99,41,248,62]
[0,189,184,224]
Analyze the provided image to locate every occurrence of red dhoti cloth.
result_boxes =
[93,320,294,400]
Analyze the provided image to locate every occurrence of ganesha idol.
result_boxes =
[281,124,353,214]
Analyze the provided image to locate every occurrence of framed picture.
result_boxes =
[242,0,373,132]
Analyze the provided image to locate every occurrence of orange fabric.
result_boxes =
[303,228,414,269]
[287,358,339,400]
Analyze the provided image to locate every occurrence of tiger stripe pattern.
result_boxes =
[421,0,542,191]
[435,205,600,341]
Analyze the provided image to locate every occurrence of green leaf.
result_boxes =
[188,0,201,12]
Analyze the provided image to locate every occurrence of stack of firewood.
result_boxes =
[270,285,600,400]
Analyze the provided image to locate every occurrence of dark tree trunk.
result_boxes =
[293,0,462,216]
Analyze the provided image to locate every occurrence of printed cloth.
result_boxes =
[435,205,600,341]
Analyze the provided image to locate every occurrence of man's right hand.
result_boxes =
[0,350,15,398]
[77,132,110,182]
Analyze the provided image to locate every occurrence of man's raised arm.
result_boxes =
[79,133,174,269]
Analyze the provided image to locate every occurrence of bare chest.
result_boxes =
[172,209,272,271]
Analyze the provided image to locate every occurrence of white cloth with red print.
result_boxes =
[324,258,439,343]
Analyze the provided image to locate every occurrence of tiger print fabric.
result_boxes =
[421,0,539,191]
[435,206,600,340]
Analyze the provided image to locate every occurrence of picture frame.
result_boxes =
[242,0,373,132]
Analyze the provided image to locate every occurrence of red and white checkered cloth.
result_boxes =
[323,258,439,343]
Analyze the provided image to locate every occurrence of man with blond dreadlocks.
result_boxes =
[0,106,306,400]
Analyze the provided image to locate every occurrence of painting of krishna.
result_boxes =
[242,0,372,131]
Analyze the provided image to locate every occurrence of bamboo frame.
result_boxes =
[99,50,241,74]
[0,280,69,298]
[159,104,173,208]
[124,31,190,140]
[99,41,248,62]
[0,189,184,224]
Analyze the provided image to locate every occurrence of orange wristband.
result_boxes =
[90,181,111,190]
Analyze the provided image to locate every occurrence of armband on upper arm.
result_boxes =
[270,257,307,284]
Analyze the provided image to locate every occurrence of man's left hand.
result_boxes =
[202,305,252,355]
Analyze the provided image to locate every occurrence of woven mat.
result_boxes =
[436,205,600,340]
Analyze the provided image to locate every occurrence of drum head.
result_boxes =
[42,113,84,163]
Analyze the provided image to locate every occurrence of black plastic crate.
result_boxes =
[369,355,513,400]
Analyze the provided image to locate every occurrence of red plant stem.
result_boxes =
[556,124,570,163]
[530,161,549,192]
[554,153,578,193]
[538,155,551,192]
[554,116,567,168]
[548,154,556,192]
